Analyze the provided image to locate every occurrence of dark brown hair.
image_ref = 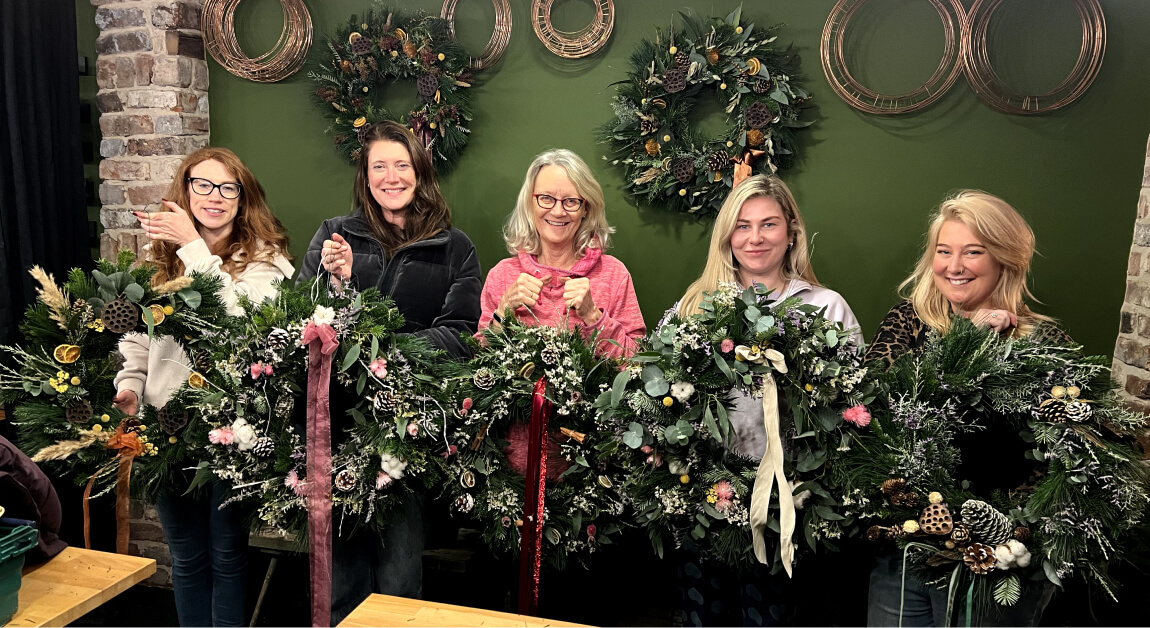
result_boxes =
[151,147,291,285]
[353,121,452,257]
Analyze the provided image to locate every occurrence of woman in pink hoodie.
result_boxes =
[479,149,645,357]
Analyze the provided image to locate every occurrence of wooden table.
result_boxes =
[338,594,590,627]
[5,546,156,627]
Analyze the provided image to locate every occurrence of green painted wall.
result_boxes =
[79,0,1150,356]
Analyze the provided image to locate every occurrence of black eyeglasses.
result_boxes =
[533,194,584,212]
[188,177,242,199]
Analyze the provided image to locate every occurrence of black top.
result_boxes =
[298,210,482,360]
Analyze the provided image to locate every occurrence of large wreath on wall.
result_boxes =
[310,6,475,169]
[600,284,874,569]
[599,7,811,217]
[834,319,1149,611]
[440,321,629,570]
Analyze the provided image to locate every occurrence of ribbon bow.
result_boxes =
[84,422,146,554]
[731,148,767,187]
[748,372,797,578]
[301,321,338,356]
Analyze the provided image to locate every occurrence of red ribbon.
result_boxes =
[518,377,552,616]
[302,321,338,627]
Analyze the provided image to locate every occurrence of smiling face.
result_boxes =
[531,164,584,254]
[367,140,417,220]
[186,159,240,235]
[932,219,1003,312]
[730,196,790,288]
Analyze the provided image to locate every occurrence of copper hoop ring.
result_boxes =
[530,0,614,59]
[964,0,1105,115]
[821,0,968,115]
[441,0,513,70]
[202,0,313,83]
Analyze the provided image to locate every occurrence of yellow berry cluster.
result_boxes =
[86,319,105,332]
[705,485,718,504]
[48,370,77,393]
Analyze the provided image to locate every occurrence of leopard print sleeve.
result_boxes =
[1025,320,1074,347]
[864,300,928,367]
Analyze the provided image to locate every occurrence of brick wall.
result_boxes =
[1111,135,1150,451]
[93,0,209,258]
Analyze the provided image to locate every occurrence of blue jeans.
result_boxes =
[330,490,425,626]
[154,481,249,627]
[868,550,1054,627]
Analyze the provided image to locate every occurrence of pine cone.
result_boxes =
[960,500,1012,545]
[752,79,771,94]
[640,118,657,135]
[706,152,727,172]
[66,399,93,425]
[963,543,996,574]
[252,437,275,458]
[919,503,954,535]
[417,74,439,102]
[473,368,496,390]
[1034,398,1068,423]
[101,297,138,334]
[674,50,690,68]
[540,346,559,365]
[335,469,357,491]
[890,491,920,507]
[266,328,292,351]
[671,158,695,184]
[1013,526,1030,542]
[745,101,772,129]
[746,129,765,147]
[350,35,373,56]
[373,389,399,414]
[663,68,687,94]
[1065,400,1093,422]
[157,406,189,435]
[950,522,971,544]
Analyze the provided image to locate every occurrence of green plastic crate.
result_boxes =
[0,525,40,625]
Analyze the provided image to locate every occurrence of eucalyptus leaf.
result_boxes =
[340,343,361,372]
[178,289,202,308]
[123,283,144,303]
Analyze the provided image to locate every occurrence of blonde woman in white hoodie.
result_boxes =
[112,147,292,627]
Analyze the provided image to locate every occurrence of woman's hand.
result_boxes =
[968,308,1017,334]
[562,277,601,325]
[497,273,550,316]
[134,200,201,247]
[112,389,139,416]
[322,233,353,282]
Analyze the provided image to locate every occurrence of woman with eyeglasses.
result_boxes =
[113,147,293,626]
[478,148,645,357]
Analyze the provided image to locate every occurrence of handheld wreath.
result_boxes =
[310,5,474,168]
[600,6,811,216]
[441,320,628,570]
[0,251,227,500]
[836,318,1149,613]
[199,278,449,537]
[600,284,874,570]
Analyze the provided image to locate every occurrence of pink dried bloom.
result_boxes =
[263,364,273,376]
[842,405,872,428]
[501,516,512,528]
[406,422,419,437]
[640,445,653,454]
[715,498,733,512]
[369,358,388,378]
[462,397,473,411]
[376,471,392,489]
[208,427,234,445]
[715,480,735,501]
[250,362,263,380]
[586,524,597,538]
[721,338,735,353]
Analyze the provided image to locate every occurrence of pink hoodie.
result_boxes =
[479,246,645,357]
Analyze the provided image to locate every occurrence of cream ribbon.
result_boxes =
[748,372,796,576]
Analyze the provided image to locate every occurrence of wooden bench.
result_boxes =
[5,546,155,627]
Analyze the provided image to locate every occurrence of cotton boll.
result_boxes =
[1007,540,1027,558]
[994,544,1014,570]
[1016,552,1031,568]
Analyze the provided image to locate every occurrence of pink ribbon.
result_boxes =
[302,321,338,627]
[517,377,552,616]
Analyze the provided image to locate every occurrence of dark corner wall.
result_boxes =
[76,0,1150,356]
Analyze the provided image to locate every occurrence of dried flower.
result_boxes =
[721,338,735,353]
[376,471,393,489]
[586,524,597,538]
[208,427,235,445]
[369,358,388,378]
[842,405,872,427]
[670,381,695,403]
[406,422,419,437]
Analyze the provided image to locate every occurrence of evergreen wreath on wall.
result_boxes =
[600,7,811,217]
[310,5,475,169]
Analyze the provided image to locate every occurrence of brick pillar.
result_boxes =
[93,0,210,258]
[1111,134,1150,452]
[129,499,173,587]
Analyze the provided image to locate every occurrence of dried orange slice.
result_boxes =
[53,344,81,363]
[142,304,166,325]
[187,372,206,389]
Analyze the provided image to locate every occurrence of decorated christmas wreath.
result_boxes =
[835,318,1149,613]
[310,5,474,168]
[600,284,874,569]
[441,321,629,570]
[600,7,811,216]
[0,251,227,501]
[198,278,448,537]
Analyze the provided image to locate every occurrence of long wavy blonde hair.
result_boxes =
[502,149,614,256]
[679,175,818,315]
[900,190,1052,337]
[150,147,290,285]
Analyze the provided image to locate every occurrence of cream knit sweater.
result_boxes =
[114,239,294,410]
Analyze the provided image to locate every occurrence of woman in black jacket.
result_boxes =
[298,121,481,623]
